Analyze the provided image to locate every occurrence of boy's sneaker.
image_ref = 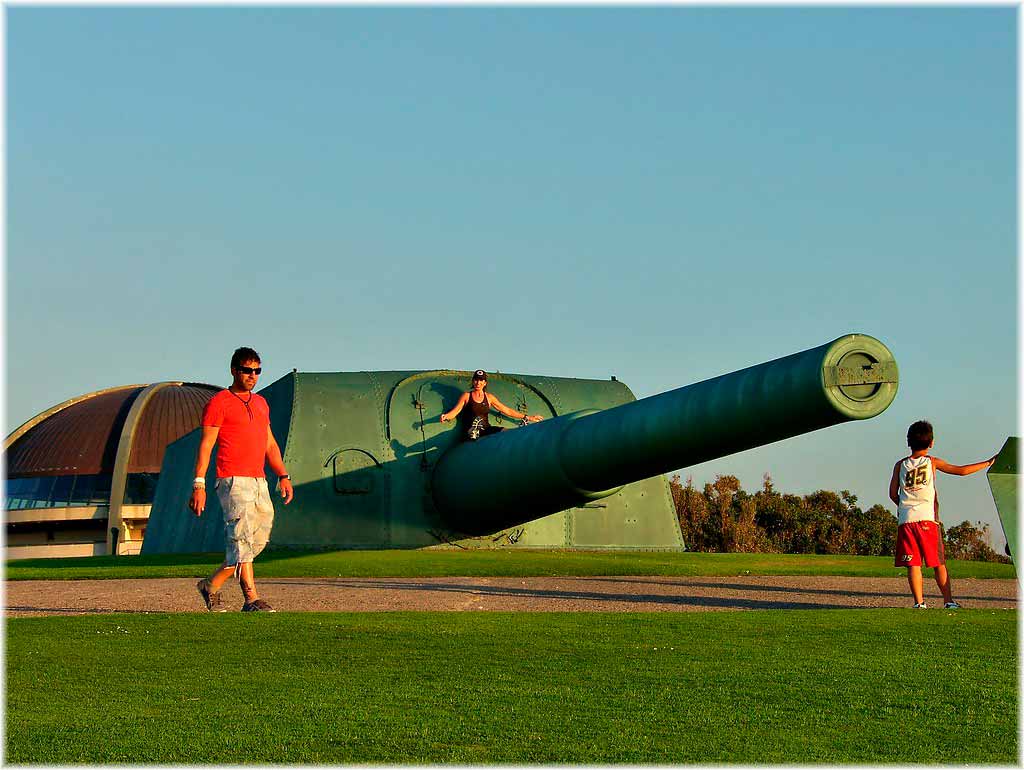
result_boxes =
[242,599,276,613]
[944,601,961,609]
[196,579,226,612]
[913,602,928,609]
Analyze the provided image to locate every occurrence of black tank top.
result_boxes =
[461,392,490,436]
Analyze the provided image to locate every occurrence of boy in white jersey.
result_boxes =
[888,420,995,609]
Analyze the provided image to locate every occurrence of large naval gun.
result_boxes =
[142,334,897,553]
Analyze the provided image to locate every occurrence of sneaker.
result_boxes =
[196,579,226,612]
[913,602,928,609]
[242,598,276,613]
[944,601,961,609]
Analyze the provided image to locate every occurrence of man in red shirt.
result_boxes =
[189,347,294,612]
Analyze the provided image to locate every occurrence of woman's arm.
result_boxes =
[440,393,470,422]
[488,395,545,423]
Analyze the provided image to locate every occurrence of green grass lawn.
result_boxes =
[5,549,1017,581]
[6,610,1016,764]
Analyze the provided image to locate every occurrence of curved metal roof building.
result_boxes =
[5,382,220,558]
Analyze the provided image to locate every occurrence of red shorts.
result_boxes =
[895,521,945,568]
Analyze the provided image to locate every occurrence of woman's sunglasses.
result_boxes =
[236,366,262,375]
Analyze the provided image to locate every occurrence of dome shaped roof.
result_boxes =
[5,383,220,477]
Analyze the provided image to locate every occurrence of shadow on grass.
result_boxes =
[6,605,159,615]
[258,577,880,611]
[571,576,1018,603]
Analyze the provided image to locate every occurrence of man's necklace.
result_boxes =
[229,389,254,421]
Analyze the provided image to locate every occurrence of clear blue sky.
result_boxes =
[6,7,1017,548]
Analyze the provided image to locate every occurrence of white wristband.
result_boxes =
[193,477,206,486]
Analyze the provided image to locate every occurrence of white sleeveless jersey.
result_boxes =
[898,455,936,525]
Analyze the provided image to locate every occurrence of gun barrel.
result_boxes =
[432,334,897,534]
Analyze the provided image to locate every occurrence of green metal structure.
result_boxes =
[142,333,898,553]
[986,436,1018,560]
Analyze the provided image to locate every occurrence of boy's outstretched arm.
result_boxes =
[932,455,997,477]
[888,462,901,506]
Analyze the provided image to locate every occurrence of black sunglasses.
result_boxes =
[236,366,262,375]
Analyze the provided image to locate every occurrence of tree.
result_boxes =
[670,475,712,552]
[850,504,897,556]
[944,521,1010,563]
[669,473,904,557]
[751,474,786,553]
[732,495,772,553]
[803,490,856,554]
[706,475,741,552]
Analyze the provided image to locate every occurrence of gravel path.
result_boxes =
[5,576,1018,616]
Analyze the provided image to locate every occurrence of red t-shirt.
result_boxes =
[202,389,271,479]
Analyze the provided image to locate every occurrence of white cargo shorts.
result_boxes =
[214,476,275,567]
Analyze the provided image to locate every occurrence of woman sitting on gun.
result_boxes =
[440,370,545,440]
